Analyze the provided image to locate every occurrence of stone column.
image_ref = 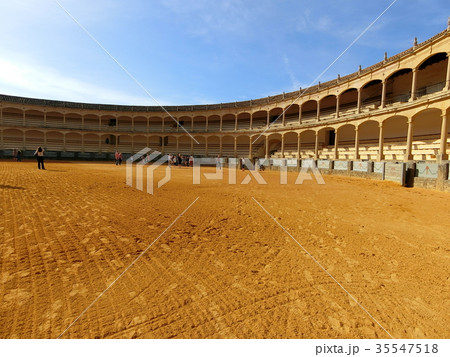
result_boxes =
[266,111,270,127]
[22,110,26,126]
[132,117,135,131]
[205,137,208,156]
[281,134,285,158]
[354,126,360,160]
[297,133,301,159]
[99,116,102,130]
[336,96,340,118]
[298,105,302,124]
[81,115,85,130]
[377,123,384,161]
[410,68,417,101]
[220,115,223,132]
[234,136,237,157]
[248,137,253,158]
[314,132,319,159]
[219,136,223,156]
[381,80,386,108]
[316,101,320,122]
[265,136,269,158]
[438,113,448,162]
[235,115,238,131]
[205,116,209,132]
[357,88,362,113]
[162,117,165,132]
[445,52,450,90]
[405,118,414,161]
[147,117,149,133]
[191,117,194,131]
[249,113,253,130]
[282,111,286,126]
[190,137,193,155]
[334,129,339,160]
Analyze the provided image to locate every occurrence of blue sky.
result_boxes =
[0,0,448,106]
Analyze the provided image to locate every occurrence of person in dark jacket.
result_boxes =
[34,146,45,170]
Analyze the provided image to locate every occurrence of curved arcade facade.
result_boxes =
[1,28,450,164]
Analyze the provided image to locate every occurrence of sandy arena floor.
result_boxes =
[0,160,449,339]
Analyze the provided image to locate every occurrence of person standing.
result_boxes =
[216,155,222,170]
[114,151,120,165]
[34,146,45,170]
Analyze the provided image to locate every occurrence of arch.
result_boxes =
[301,100,317,122]
[46,111,64,128]
[65,112,83,129]
[237,112,251,130]
[149,116,163,132]
[268,107,283,127]
[299,130,316,158]
[251,134,266,159]
[338,88,358,116]
[251,110,267,130]
[319,95,337,120]
[177,135,192,155]
[336,124,356,160]
[317,126,336,159]
[207,114,221,132]
[118,115,133,132]
[176,116,192,133]
[382,115,408,161]
[66,132,83,151]
[133,115,148,133]
[117,134,132,154]
[358,120,380,160]
[24,110,45,128]
[46,131,64,151]
[192,135,206,156]
[192,115,207,132]
[411,108,442,160]
[385,68,413,105]
[100,114,116,130]
[236,135,250,158]
[415,53,448,98]
[133,135,147,153]
[84,114,100,130]
[222,113,236,132]
[284,104,300,126]
[24,129,37,151]
[83,133,100,153]
[2,107,23,127]
[221,135,235,157]
[284,131,299,158]
[207,135,221,156]
[361,80,382,110]
[3,128,24,149]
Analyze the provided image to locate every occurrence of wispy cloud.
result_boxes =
[0,56,156,105]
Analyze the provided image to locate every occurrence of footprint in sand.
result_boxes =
[304,270,314,283]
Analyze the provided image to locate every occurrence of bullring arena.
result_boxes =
[1,27,450,339]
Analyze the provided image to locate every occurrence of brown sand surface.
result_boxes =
[0,160,449,339]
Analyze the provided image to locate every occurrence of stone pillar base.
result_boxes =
[437,154,449,164]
